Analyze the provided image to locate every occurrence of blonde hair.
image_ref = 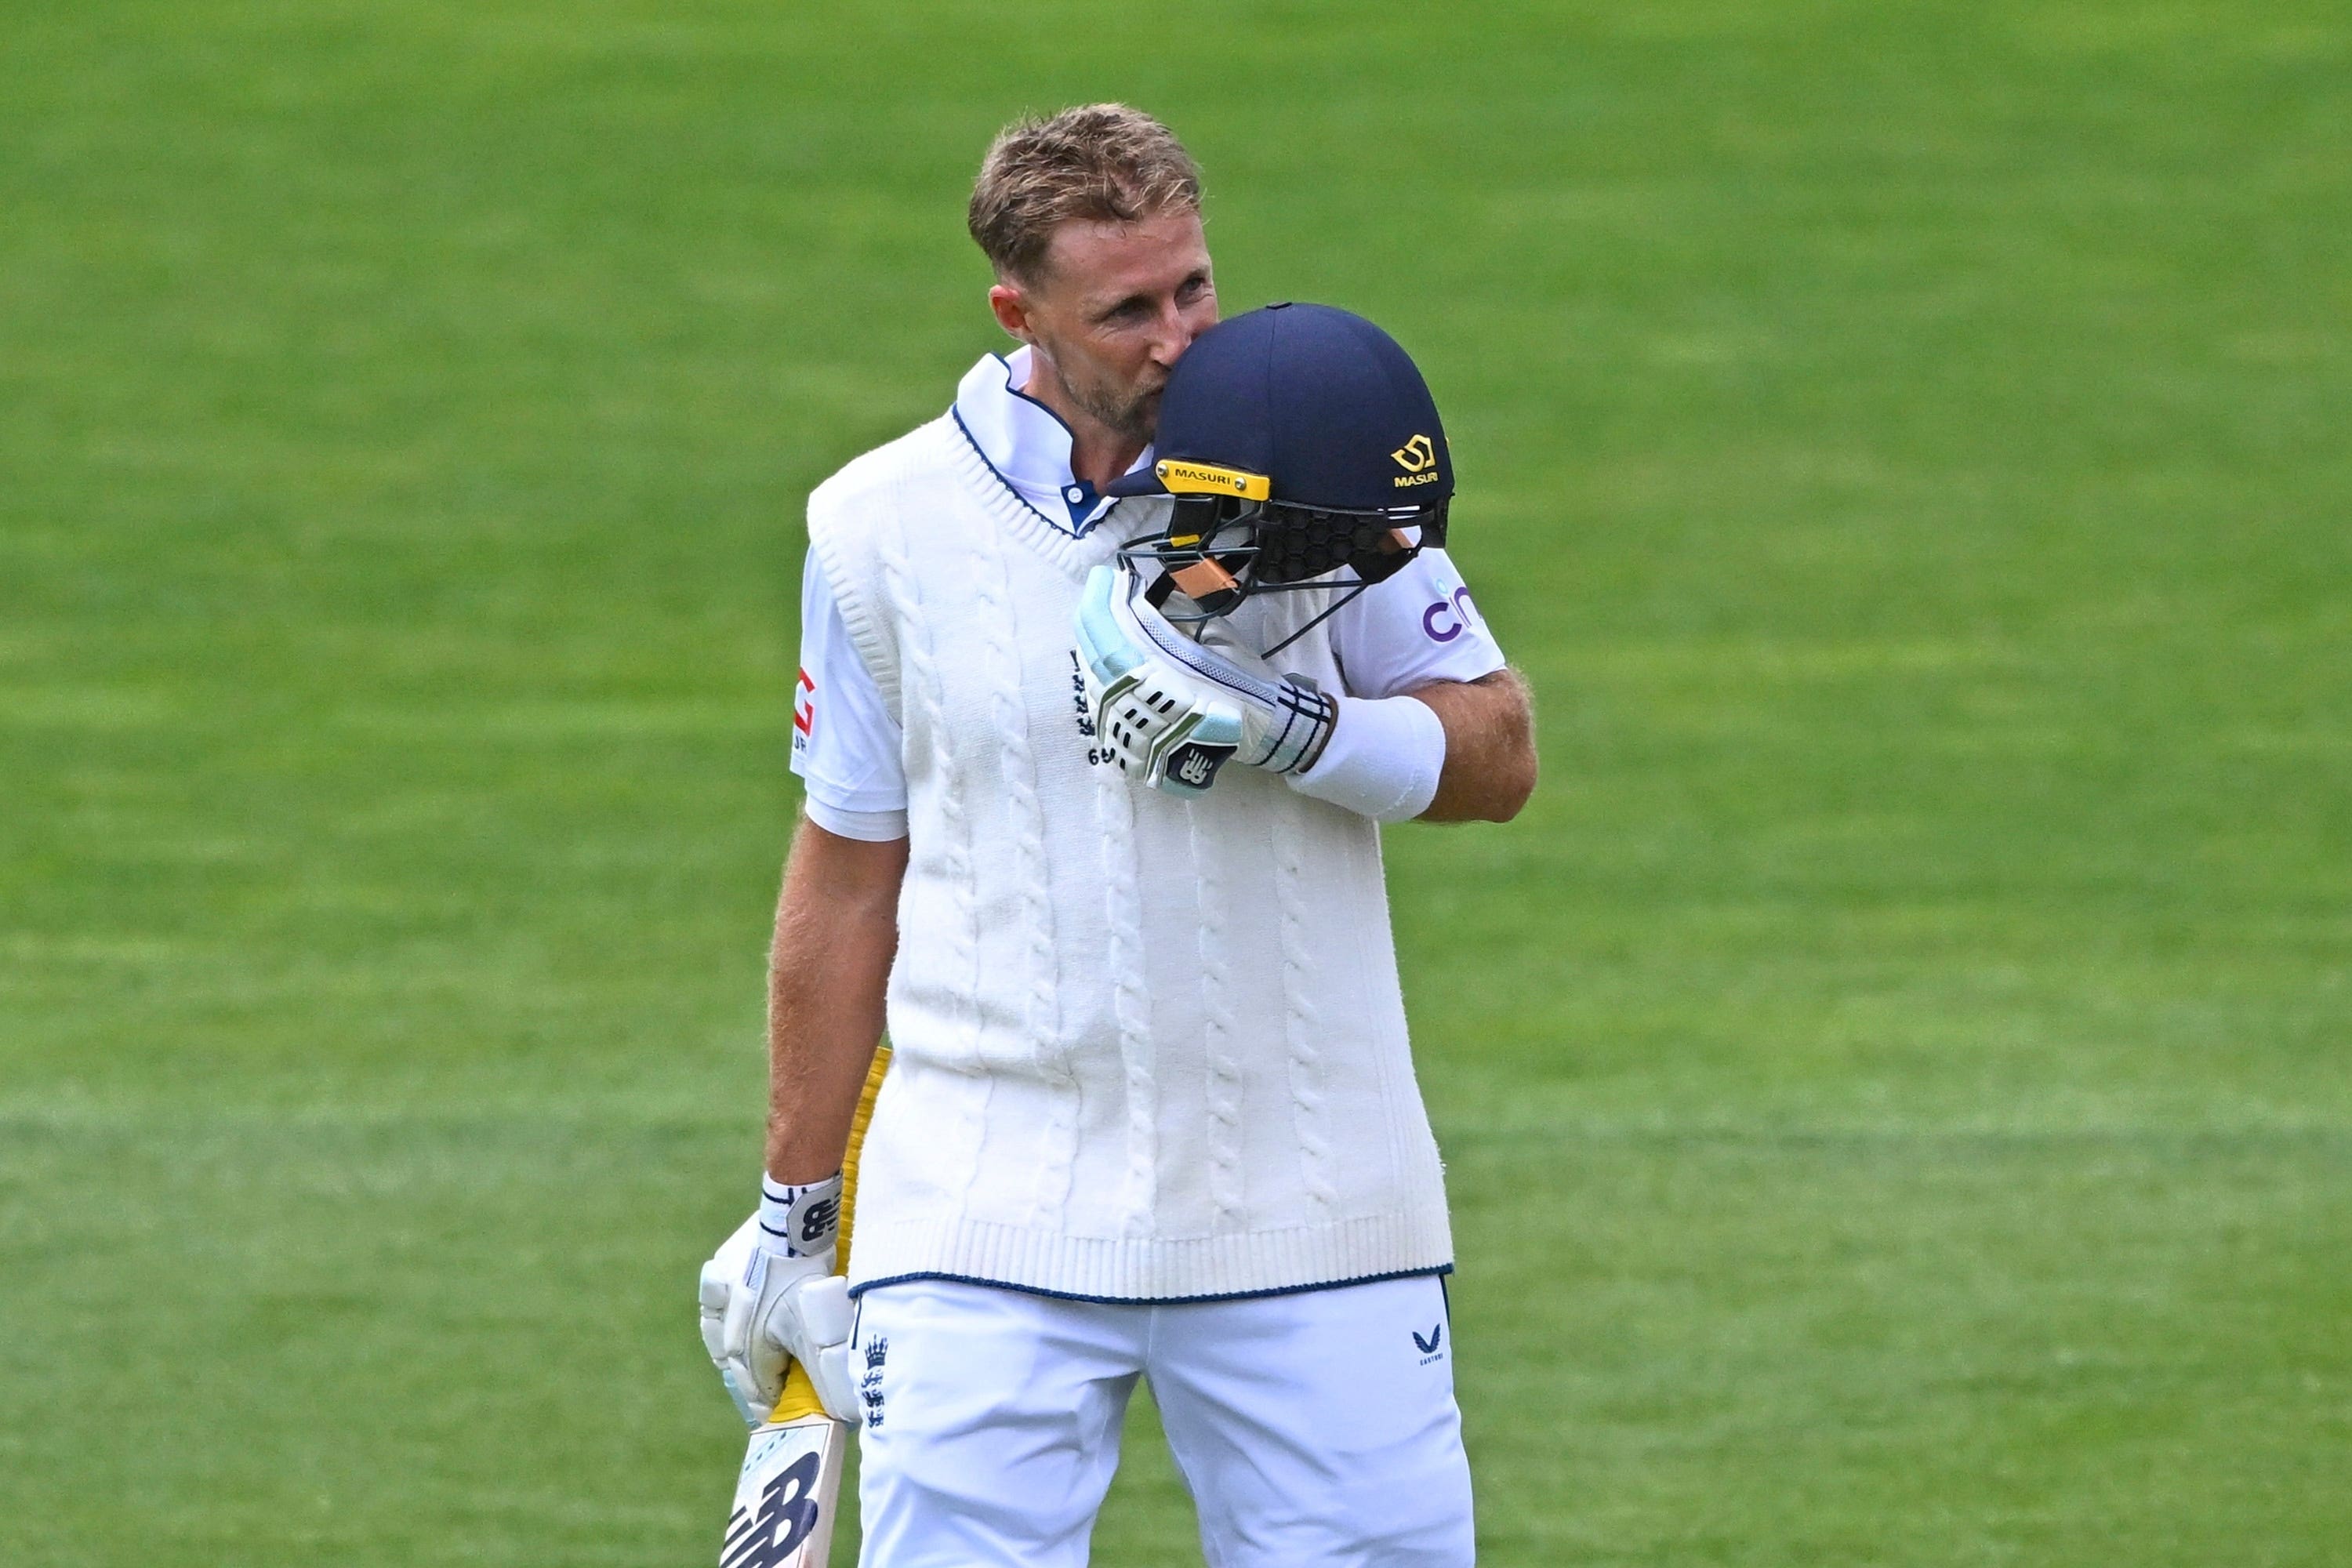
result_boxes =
[968,104,1203,284]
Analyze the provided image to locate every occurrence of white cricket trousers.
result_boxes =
[850,1272,1473,1567]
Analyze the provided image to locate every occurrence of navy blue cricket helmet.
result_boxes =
[1106,303,1453,619]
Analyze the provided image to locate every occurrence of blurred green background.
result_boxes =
[4,2,2348,1563]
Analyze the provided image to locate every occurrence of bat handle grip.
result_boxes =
[768,1359,827,1425]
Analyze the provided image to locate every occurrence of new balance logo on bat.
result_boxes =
[722,1454,822,1568]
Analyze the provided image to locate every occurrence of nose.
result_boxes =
[1146,298,1196,368]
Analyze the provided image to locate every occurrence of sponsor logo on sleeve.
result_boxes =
[1421,586,1478,643]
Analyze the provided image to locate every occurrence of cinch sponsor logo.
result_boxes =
[1422,586,1478,643]
[793,669,816,735]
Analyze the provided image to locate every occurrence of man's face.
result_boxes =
[996,209,1217,444]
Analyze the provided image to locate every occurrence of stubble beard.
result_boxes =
[1043,350,1160,446]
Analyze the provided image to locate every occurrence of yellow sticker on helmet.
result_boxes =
[1156,459,1272,501]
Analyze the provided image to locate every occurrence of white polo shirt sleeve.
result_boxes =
[1327,547,1507,699]
[791,552,909,841]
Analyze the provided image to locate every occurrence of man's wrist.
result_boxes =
[757,1171,844,1259]
[1286,694,1446,822]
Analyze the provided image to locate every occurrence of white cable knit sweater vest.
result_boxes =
[807,415,1452,1301]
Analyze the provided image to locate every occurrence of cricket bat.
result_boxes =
[720,1045,890,1568]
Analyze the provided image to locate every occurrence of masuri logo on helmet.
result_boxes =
[1156,459,1272,501]
[1391,434,1438,476]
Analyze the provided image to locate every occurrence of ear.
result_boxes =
[988,281,1033,343]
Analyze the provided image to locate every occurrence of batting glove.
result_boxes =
[1074,562,1337,796]
[697,1178,859,1426]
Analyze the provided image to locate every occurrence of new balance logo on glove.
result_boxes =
[1171,745,1221,787]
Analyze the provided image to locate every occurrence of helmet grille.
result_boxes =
[1255,499,1450,586]
[1137,495,1451,619]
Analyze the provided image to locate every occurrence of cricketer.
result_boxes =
[699,103,1538,1565]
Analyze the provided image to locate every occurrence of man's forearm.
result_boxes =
[1410,666,1537,823]
[764,817,908,1183]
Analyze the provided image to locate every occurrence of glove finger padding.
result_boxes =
[697,1258,732,1366]
[808,1343,860,1428]
[745,1269,793,1414]
[1073,563,1337,793]
[795,1276,860,1421]
[1076,564,1242,794]
[749,1272,859,1424]
[702,1220,853,1426]
[1105,675,1244,795]
[702,1215,761,1416]
[797,1272,855,1345]
[718,1246,782,1421]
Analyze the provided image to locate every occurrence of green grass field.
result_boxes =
[5,2,2348,1563]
